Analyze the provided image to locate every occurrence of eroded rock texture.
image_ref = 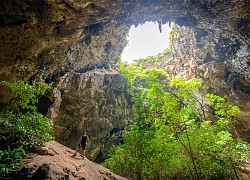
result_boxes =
[169,23,250,140]
[0,0,249,160]
[46,69,131,161]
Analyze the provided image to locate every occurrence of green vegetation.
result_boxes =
[102,63,250,179]
[0,80,53,177]
[168,23,180,59]
[133,48,172,66]
[0,147,26,177]
[169,23,180,42]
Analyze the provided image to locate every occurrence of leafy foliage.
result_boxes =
[0,80,53,177]
[131,47,173,67]
[0,147,26,177]
[103,64,250,179]
[0,80,47,112]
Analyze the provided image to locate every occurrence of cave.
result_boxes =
[0,0,249,161]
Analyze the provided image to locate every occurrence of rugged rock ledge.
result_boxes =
[17,141,127,180]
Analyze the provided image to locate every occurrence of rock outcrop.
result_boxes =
[168,24,250,140]
[16,141,127,180]
[0,0,249,161]
[46,69,131,161]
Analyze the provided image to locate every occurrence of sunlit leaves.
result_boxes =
[1,80,48,113]
[0,80,53,148]
[104,64,250,179]
[206,93,240,119]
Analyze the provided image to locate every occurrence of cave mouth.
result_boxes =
[121,21,172,63]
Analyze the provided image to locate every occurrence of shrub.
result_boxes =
[0,147,26,177]
[0,80,53,177]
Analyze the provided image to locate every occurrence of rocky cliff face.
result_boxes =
[168,23,250,140]
[0,0,249,161]
[45,69,131,161]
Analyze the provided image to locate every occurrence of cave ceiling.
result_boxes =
[0,0,249,82]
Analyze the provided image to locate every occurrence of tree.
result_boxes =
[102,64,250,180]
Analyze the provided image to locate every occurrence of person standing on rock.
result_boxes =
[72,131,89,159]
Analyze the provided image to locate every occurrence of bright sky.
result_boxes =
[121,21,172,63]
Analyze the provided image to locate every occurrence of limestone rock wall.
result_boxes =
[0,0,129,82]
[168,23,250,140]
[45,69,131,161]
[0,0,131,161]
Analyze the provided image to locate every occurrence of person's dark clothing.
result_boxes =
[78,135,88,150]
[81,135,88,145]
